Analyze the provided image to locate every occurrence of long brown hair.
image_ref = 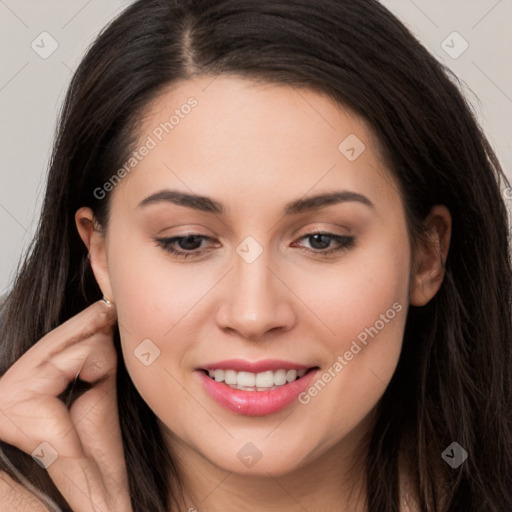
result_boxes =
[1,0,511,510]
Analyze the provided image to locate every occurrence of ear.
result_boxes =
[75,207,114,302]
[409,205,452,306]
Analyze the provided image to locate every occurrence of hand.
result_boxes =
[0,299,132,512]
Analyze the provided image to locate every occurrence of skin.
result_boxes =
[0,299,130,511]
[76,75,451,511]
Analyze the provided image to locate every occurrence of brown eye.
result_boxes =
[293,232,355,255]
[155,234,215,259]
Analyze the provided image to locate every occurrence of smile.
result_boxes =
[196,360,320,416]
[203,368,308,391]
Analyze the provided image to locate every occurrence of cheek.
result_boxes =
[294,234,409,350]
[104,227,223,407]
[293,236,410,436]
[106,223,215,338]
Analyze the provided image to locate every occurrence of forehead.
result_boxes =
[110,75,402,217]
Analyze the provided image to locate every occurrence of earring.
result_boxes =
[102,295,114,306]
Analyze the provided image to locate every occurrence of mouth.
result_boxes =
[199,367,317,392]
[196,362,321,416]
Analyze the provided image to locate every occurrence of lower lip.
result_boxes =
[196,369,319,416]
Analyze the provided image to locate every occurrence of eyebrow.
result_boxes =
[137,189,374,215]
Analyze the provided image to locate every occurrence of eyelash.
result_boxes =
[155,230,355,259]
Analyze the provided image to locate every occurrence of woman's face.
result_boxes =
[89,76,415,477]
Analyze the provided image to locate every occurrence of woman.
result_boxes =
[0,0,511,510]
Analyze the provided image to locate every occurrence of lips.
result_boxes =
[196,359,320,416]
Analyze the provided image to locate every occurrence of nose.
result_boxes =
[215,249,296,341]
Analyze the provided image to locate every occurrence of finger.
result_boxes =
[49,332,117,385]
[28,299,117,362]
[0,332,116,450]
[3,331,117,403]
[71,375,129,496]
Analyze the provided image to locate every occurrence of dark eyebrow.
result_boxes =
[138,190,224,214]
[284,190,374,214]
[137,189,374,215]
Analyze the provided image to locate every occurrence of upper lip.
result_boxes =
[199,359,314,373]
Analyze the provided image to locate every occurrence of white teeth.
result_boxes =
[255,371,274,388]
[237,371,256,387]
[274,369,287,386]
[286,369,297,382]
[204,368,309,390]
[224,369,237,385]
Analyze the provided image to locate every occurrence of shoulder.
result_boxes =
[0,471,51,512]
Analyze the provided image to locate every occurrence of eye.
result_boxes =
[155,230,355,259]
[155,234,216,259]
[292,230,355,255]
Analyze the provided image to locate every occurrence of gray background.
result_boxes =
[1,0,511,295]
